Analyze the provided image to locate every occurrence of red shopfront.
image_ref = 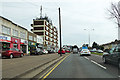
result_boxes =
[10,37,21,50]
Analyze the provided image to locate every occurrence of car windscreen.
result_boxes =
[2,48,10,51]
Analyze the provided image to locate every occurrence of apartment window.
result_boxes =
[54,40,56,42]
[46,36,48,40]
[54,36,56,39]
[47,22,48,25]
[46,41,48,45]
[50,26,52,29]
[34,32,44,35]
[46,27,49,30]
[46,31,48,35]
[50,38,52,42]
[50,29,52,33]
[54,32,56,35]
[13,29,18,37]
[50,42,52,45]
[34,27,44,30]
[50,34,52,37]
[34,37,37,41]
[2,25,11,35]
[20,32,26,39]
[54,28,56,31]
[29,35,33,40]
[34,21,44,25]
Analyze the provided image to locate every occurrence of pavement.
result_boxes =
[41,54,119,80]
[2,53,69,78]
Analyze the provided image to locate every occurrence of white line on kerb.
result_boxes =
[91,60,107,70]
[84,57,90,60]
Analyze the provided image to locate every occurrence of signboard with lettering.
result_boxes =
[0,35,11,42]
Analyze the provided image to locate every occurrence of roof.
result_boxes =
[101,40,120,46]
[0,16,28,31]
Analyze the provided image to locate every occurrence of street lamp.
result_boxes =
[84,29,94,47]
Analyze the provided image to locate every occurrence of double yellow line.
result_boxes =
[41,54,70,80]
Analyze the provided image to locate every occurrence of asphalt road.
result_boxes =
[42,54,119,80]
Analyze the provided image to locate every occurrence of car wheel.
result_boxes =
[10,54,13,59]
[20,53,23,57]
[103,57,107,64]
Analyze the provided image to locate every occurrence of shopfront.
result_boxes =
[28,41,36,55]
[20,39,28,53]
[11,37,21,50]
[0,35,11,51]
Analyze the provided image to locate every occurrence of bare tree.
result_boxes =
[108,2,120,27]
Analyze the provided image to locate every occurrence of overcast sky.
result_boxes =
[0,0,120,47]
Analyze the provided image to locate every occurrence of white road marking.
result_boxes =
[84,57,90,60]
[91,60,107,70]
[118,76,120,77]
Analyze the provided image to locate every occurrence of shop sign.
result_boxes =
[21,39,28,45]
[11,37,20,44]
[28,42,36,46]
[31,42,36,45]
[0,35,11,42]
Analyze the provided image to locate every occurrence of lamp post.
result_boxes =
[84,29,94,47]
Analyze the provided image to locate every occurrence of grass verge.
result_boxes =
[91,52,103,56]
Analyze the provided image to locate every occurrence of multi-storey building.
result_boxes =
[31,17,58,52]
[0,16,28,54]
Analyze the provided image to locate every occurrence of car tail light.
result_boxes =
[81,51,83,53]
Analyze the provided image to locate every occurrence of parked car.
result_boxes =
[90,48,97,52]
[2,48,24,59]
[36,48,43,55]
[102,44,120,68]
[80,49,91,56]
[65,50,70,53]
[58,49,65,54]
[43,49,48,54]
[97,49,103,53]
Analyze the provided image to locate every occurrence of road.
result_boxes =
[41,54,119,80]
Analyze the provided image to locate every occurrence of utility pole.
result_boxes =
[59,7,62,56]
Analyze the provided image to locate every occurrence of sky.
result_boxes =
[0,0,120,47]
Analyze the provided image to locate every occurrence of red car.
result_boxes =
[2,48,24,59]
[65,50,70,53]
[58,49,65,54]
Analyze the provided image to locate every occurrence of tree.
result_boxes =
[98,46,104,50]
[92,42,99,49]
[108,2,120,27]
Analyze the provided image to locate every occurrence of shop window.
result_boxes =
[2,42,10,51]
[2,25,11,35]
